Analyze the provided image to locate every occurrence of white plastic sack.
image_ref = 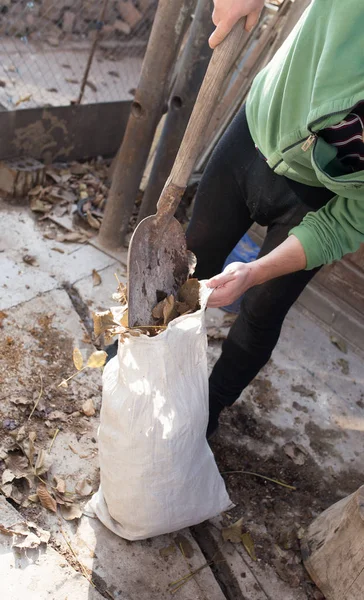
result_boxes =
[88,283,232,540]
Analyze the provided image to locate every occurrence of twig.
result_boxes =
[49,428,60,451]
[61,527,95,587]
[28,373,43,420]
[169,560,226,594]
[221,470,296,491]
[57,366,87,387]
[169,548,224,594]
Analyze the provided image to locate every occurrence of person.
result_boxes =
[186,0,364,437]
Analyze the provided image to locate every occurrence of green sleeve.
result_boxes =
[289,196,364,270]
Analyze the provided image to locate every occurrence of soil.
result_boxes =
[0,307,101,519]
[209,391,363,599]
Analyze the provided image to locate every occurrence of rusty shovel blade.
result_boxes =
[127,214,189,327]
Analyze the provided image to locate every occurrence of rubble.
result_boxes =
[0,0,157,43]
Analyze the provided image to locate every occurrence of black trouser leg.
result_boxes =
[208,218,321,414]
[186,105,332,435]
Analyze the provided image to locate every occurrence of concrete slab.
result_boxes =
[195,518,308,600]
[0,496,103,600]
[0,251,226,599]
[0,201,117,309]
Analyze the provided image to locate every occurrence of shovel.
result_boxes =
[128,19,249,327]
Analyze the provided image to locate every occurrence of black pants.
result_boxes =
[186,106,334,412]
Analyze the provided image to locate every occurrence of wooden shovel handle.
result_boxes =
[157,18,249,217]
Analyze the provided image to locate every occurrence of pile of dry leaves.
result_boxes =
[29,159,110,239]
[1,430,94,526]
[93,277,201,345]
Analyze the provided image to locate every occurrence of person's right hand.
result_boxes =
[209,0,265,49]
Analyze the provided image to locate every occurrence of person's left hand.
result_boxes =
[206,261,256,307]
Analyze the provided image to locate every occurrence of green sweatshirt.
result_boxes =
[246,0,364,270]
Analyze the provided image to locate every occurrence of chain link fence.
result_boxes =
[0,0,157,110]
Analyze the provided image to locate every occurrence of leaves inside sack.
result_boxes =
[36,484,57,513]
[73,347,83,371]
[112,280,127,305]
[87,350,107,368]
[93,310,118,337]
[221,517,244,543]
[178,278,200,312]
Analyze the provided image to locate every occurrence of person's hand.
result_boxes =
[206,261,256,307]
[209,0,265,49]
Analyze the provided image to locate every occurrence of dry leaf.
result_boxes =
[28,494,39,503]
[0,523,14,536]
[23,431,36,465]
[163,295,177,325]
[112,281,127,305]
[73,347,83,371]
[241,532,257,561]
[28,185,44,197]
[87,350,107,368]
[2,469,15,485]
[159,543,176,558]
[86,211,101,230]
[2,477,31,504]
[330,335,348,354]
[22,254,38,266]
[82,398,95,417]
[15,93,32,106]
[92,269,102,287]
[93,310,117,337]
[0,310,7,328]
[60,503,82,521]
[37,484,57,513]
[178,278,200,312]
[75,478,93,497]
[30,197,52,213]
[152,300,164,321]
[5,452,29,477]
[35,449,53,476]
[54,476,66,494]
[56,231,88,243]
[221,518,244,543]
[283,442,307,466]
[13,531,41,549]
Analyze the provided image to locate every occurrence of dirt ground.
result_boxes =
[208,351,363,599]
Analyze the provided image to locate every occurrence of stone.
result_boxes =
[62,10,76,33]
[0,157,45,198]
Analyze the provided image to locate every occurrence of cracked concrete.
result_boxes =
[1,198,363,600]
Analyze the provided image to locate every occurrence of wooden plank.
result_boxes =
[320,259,364,315]
[302,487,364,600]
